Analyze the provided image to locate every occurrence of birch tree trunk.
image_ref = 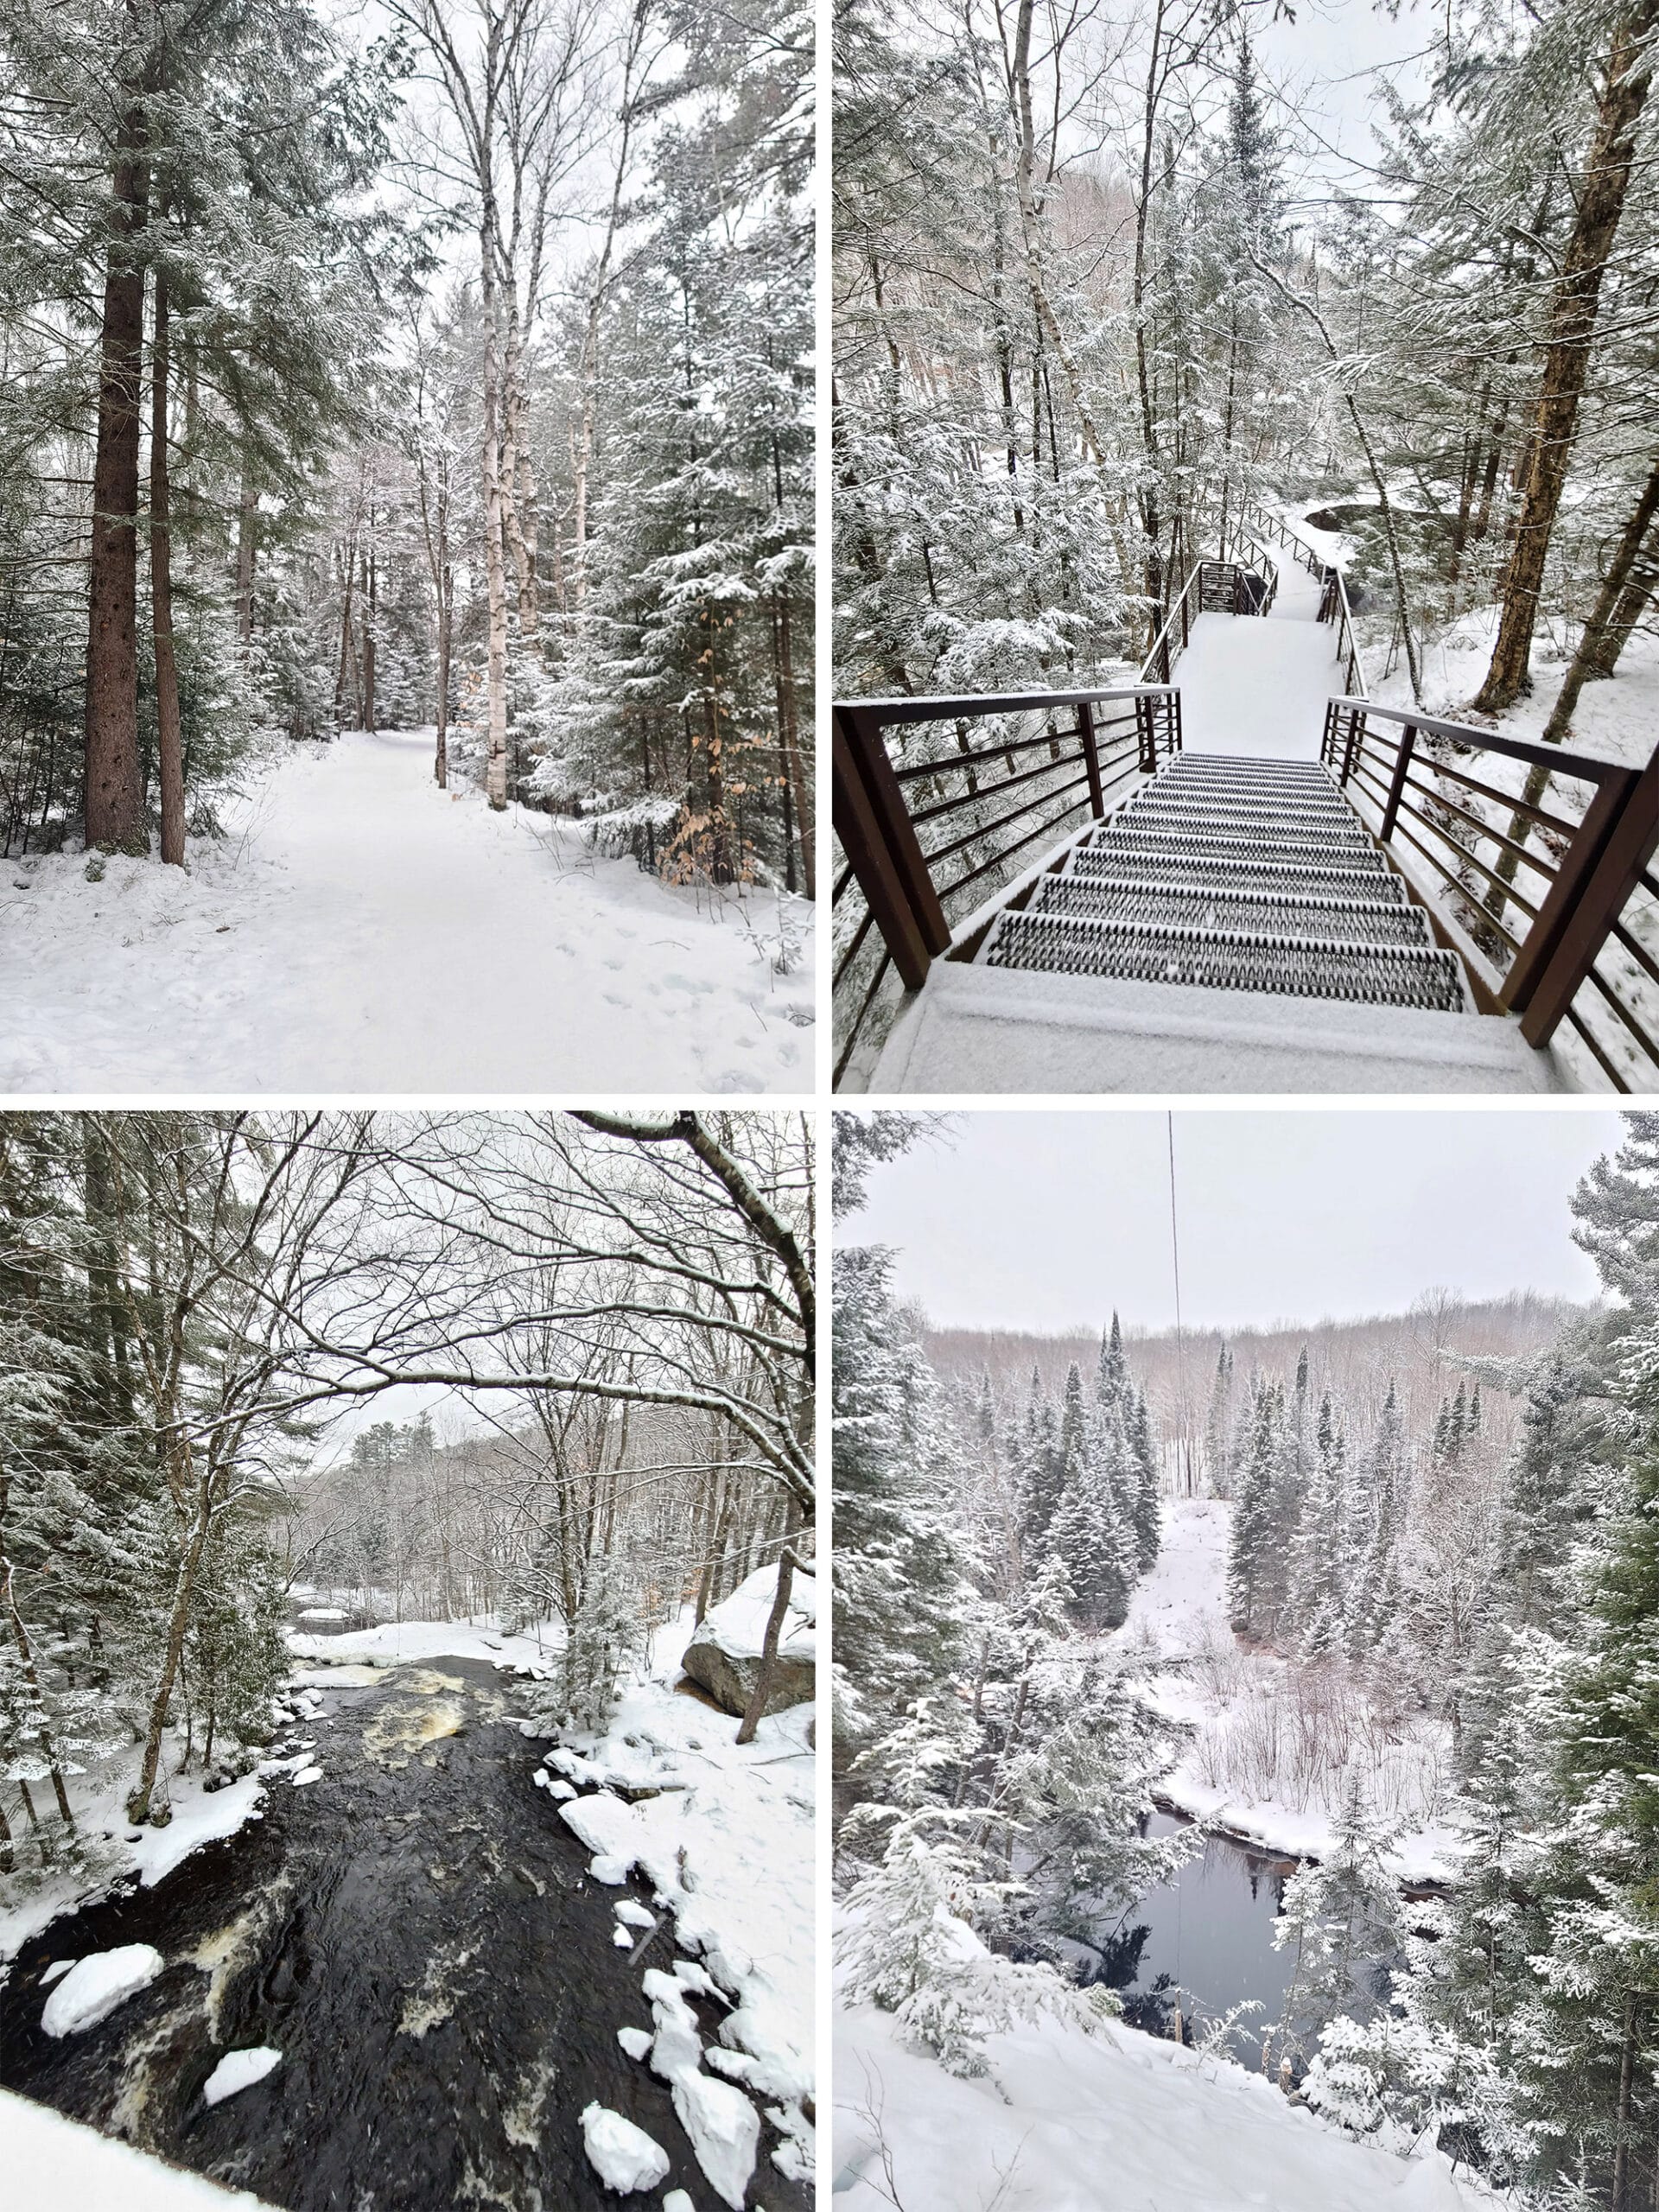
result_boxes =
[481,232,512,810]
[151,264,185,866]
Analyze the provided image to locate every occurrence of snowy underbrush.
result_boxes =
[0,1739,271,1971]
[835,1961,1501,2212]
[530,1603,815,2204]
[1185,1627,1452,1831]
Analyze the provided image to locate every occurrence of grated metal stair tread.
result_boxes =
[980,751,1473,1015]
[981,911,1467,1010]
[1065,848,1406,898]
[1029,875,1434,949]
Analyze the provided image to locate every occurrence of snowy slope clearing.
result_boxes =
[835,1990,1496,2212]
[0,728,814,1093]
[539,1599,816,2201]
[1119,1500,1459,1884]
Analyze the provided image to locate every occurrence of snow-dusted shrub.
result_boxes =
[551,1555,645,1734]
[838,1815,1118,2076]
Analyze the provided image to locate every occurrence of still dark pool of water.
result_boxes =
[1076,1810,1393,2056]
[0,1655,804,2212]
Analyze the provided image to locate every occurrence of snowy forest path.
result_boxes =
[0,730,815,1092]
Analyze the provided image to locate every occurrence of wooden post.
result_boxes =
[1513,752,1659,1043]
[1340,707,1363,787]
[834,707,951,981]
[1077,701,1105,817]
[1501,766,1637,1015]
[1379,724,1417,842]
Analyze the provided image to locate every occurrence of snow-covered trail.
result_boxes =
[0,729,814,1093]
[1175,569,1347,760]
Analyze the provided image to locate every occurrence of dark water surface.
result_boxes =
[0,1656,804,2212]
[1078,1810,1394,2056]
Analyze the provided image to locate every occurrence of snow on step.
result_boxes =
[580,2103,671,2194]
[872,962,1567,1095]
[201,2047,283,2106]
[1172,604,1344,756]
[1028,876,1433,949]
[41,1945,164,2037]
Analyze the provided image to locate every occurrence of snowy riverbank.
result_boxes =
[0,728,815,1094]
[540,1599,817,2203]
[1120,1499,1461,1886]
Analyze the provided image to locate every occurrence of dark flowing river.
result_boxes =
[0,1655,806,2212]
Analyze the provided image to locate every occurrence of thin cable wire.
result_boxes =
[1168,1111,1192,1498]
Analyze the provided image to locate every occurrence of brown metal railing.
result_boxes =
[833,685,1181,1084]
[1141,558,1271,686]
[1324,698,1659,1089]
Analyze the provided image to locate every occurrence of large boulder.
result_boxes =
[679,1562,816,1719]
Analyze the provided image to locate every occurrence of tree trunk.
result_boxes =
[1541,452,1659,742]
[151,264,184,866]
[84,68,149,855]
[362,532,376,734]
[129,1496,213,1824]
[735,1542,804,1746]
[234,476,257,647]
[480,234,511,810]
[773,592,813,897]
[1474,0,1659,711]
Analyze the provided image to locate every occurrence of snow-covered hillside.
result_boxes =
[0,729,814,1093]
[835,1988,1495,2212]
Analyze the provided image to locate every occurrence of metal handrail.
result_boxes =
[1323,695,1659,1085]
[832,683,1183,1084]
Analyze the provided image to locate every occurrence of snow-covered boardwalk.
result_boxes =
[0,730,813,1093]
[1174,560,1344,759]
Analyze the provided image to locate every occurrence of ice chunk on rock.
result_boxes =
[580,2102,671,2193]
[617,2025,652,2062]
[613,1925,635,1949]
[291,1766,323,1787]
[41,1946,163,2037]
[615,1899,655,1930]
[662,2196,696,2212]
[202,2046,283,2106]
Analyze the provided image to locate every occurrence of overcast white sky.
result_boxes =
[841,1109,1625,1336]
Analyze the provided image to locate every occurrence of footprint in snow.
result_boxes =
[602,992,630,1008]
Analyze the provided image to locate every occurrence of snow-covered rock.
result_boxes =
[617,2025,653,2062]
[41,1945,163,2037]
[201,2048,283,2106]
[678,1564,816,1719]
[668,2071,760,2211]
[579,2103,671,2193]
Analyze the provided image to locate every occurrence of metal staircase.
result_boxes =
[977,753,1469,1014]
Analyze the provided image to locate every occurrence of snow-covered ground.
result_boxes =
[1173,589,1345,760]
[1120,1500,1459,1885]
[836,1984,1496,2212]
[0,2088,278,2209]
[540,1597,816,2204]
[0,728,815,1093]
